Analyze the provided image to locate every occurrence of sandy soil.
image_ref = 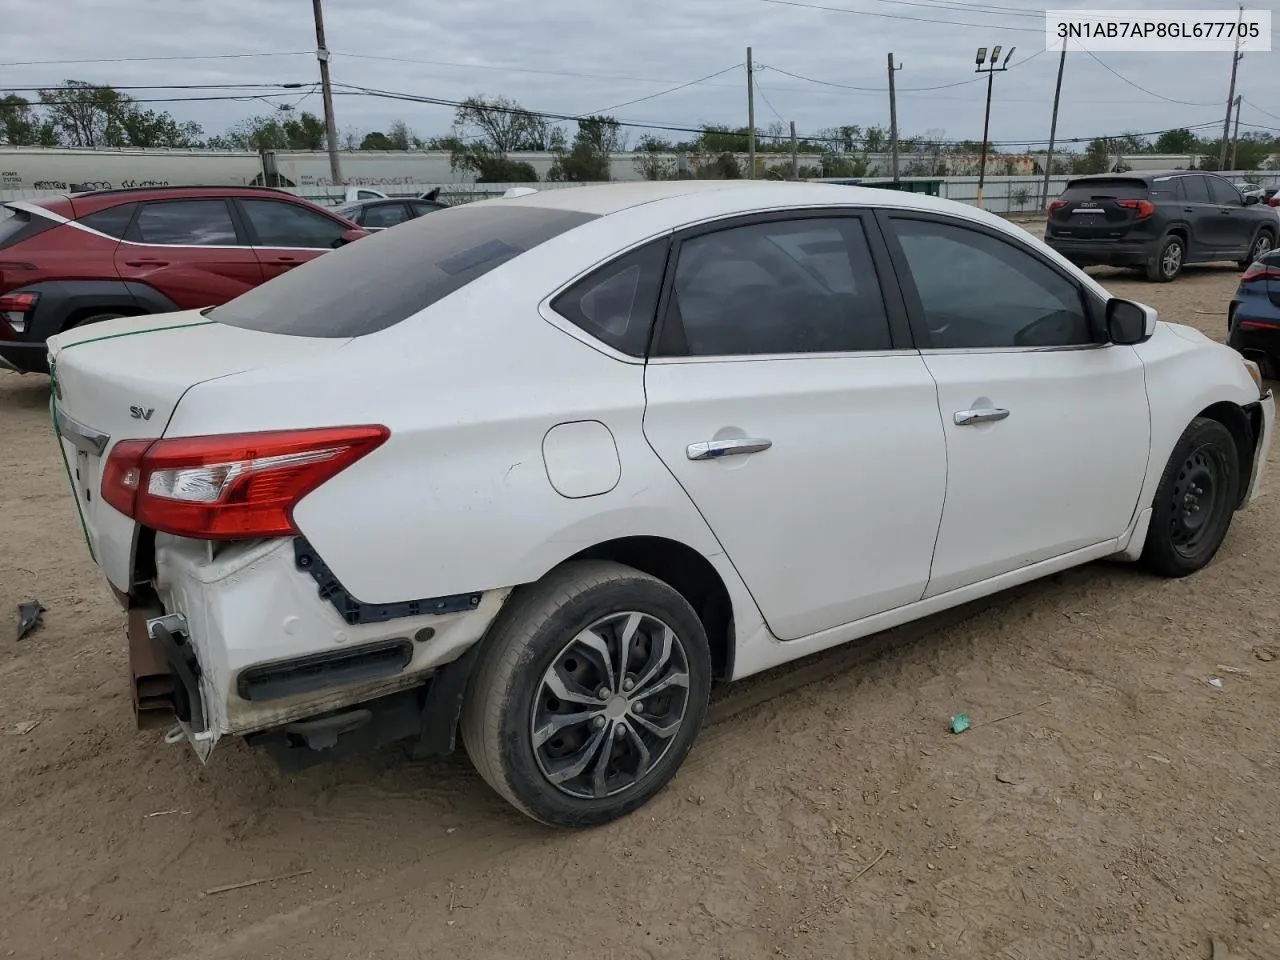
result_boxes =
[3,251,1279,960]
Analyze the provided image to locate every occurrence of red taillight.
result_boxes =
[1048,199,1067,215]
[1268,196,1279,207]
[1117,199,1155,220]
[1241,262,1280,282]
[101,426,389,539]
[0,291,39,312]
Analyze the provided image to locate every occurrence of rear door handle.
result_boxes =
[686,438,772,460]
[124,259,169,267]
[954,407,1009,426]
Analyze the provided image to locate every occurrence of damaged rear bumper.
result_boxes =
[127,535,510,761]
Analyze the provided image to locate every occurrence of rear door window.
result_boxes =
[360,203,413,229]
[132,200,239,246]
[212,204,597,337]
[240,199,350,248]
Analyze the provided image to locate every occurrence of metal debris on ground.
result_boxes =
[1208,677,1224,688]
[7,720,40,736]
[202,869,313,896]
[16,601,45,640]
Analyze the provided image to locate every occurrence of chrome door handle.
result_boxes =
[686,438,773,460]
[953,407,1009,426]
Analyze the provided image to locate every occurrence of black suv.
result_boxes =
[1044,171,1277,282]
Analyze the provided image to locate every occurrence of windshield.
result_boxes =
[211,203,598,338]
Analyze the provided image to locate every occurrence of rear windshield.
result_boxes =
[1060,178,1149,201]
[0,208,56,250]
[211,203,598,338]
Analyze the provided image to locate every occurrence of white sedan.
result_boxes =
[48,181,1274,827]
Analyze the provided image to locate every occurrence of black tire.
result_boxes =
[1140,417,1242,578]
[1240,230,1274,270]
[460,560,712,828]
[1146,235,1185,282]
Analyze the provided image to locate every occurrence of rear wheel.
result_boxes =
[1240,231,1274,270]
[1141,417,1241,577]
[1146,235,1184,282]
[461,560,711,827]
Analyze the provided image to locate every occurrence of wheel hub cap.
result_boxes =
[531,611,691,800]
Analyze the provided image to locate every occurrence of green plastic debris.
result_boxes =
[950,713,971,734]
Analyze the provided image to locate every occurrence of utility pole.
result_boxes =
[887,53,902,182]
[1041,45,1067,211]
[747,48,752,180]
[1229,94,1242,170]
[974,45,1014,209]
[1218,4,1243,171]
[790,121,799,179]
[311,0,342,186]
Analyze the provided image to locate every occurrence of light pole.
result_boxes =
[974,44,1014,209]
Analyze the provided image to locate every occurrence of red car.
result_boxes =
[0,186,367,374]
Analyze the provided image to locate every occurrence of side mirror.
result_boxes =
[1106,297,1157,345]
[331,228,368,248]
[1244,194,1259,206]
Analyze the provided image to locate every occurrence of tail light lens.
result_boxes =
[1241,262,1280,282]
[1268,196,1279,207]
[0,289,39,334]
[101,426,389,539]
[1048,199,1067,214]
[1117,199,1155,220]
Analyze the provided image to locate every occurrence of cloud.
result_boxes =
[4,0,1276,147]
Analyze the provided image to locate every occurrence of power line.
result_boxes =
[818,0,1042,17]
[335,51,730,88]
[0,51,312,67]
[586,64,744,116]
[1078,47,1220,108]
[752,78,788,125]
[1243,98,1280,124]
[762,46,1047,93]
[757,0,1044,33]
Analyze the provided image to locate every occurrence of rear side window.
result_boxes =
[360,203,412,229]
[1061,178,1149,201]
[1148,178,1185,202]
[133,200,239,246]
[551,239,669,357]
[0,208,58,249]
[78,203,137,238]
[212,204,598,337]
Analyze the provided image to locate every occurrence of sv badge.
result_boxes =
[129,405,155,421]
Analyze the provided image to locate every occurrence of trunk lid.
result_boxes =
[1049,177,1151,239]
[49,310,351,592]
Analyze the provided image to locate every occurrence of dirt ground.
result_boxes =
[3,246,1280,960]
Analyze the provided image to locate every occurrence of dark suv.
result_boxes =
[0,186,365,374]
[1044,171,1277,282]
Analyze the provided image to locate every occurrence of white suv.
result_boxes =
[49,181,1273,826]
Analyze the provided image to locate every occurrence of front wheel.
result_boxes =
[1141,417,1242,577]
[1240,232,1274,270]
[1146,235,1185,282]
[461,560,712,827]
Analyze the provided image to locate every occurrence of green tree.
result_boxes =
[633,134,677,180]
[212,111,327,151]
[546,115,621,182]
[1154,128,1198,154]
[449,95,549,179]
[360,131,395,150]
[38,80,201,148]
[0,95,58,146]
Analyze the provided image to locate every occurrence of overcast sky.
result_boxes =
[3,0,1279,150]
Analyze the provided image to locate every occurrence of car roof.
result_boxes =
[17,185,340,220]
[486,179,993,223]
